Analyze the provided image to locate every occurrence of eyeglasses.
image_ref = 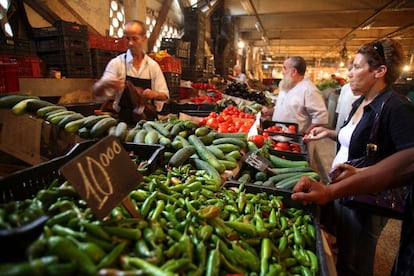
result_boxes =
[373,42,386,64]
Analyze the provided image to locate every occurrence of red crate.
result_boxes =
[156,57,182,74]
[88,33,105,49]
[0,63,19,93]
[1,55,42,78]
[89,33,127,52]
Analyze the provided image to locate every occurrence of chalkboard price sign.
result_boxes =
[60,136,142,219]
[243,151,271,172]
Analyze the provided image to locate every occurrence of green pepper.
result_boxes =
[224,220,257,237]
[197,205,220,219]
[46,209,77,227]
[121,256,175,276]
[46,261,77,276]
[0,256,58,276]
[84,233,114,251]
[293,224,304,247]
[199,224,214,241]
[50,224,85,240]
[98,241,127,268]
[141,191,158,218]
[306,249,319,274]
[205,244,220,276]
[150,199,165,220]
[47,236,96,275]
[103,226,142,240]
[260,238,272,276]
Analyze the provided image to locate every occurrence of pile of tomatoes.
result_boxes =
[263,124,297,135]
[198,105,256,133]
[191,83,223,104]
[271,141,302,153]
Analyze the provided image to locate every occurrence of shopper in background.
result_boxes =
[291,147,414,275]
[335,59,361,131]
[261,56,328,134]
[228,64,247,84]
[93,20,169,124]
[303,38,414,276]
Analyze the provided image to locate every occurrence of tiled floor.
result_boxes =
[311,139,401,276]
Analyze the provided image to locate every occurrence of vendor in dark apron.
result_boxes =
[117,56,158,124]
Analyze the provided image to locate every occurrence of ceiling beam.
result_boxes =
[22,0,60,24]
[148,0,173,51]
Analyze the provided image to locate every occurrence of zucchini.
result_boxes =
[188,135,225,174]
[57,113,84,128]
[78,127,90,138]
[226,150,242,161]
[108,126,117,136]
[268,154,308,168]
[193,158,222,187]
[158,135,171,147]
[206,145,225,160]
[183,120,198,130]
[144,130,158,144]
[0,94,39,108]
[171,140,183,151]
[114,122,128,141]
[247,141,259,153]
[90,117,118,138]
[46,110,75,121]
[37,105,65,117]
[50,114,73,125]
[198,132,215,145]
[133,129,148,144]
[168,146,196,167]
[212,138,247,149]
[265,172,305,186]
[145,121,170,137]
[173,135,191,147]
[11,99,34,115]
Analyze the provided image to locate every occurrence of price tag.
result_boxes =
[243,151,271,172]
[60,136,142,220]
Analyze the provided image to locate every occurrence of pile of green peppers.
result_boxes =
[0,164,319,276]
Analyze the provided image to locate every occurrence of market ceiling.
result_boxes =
[221,0,414,65]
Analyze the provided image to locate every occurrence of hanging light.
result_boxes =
[238,40,245,49]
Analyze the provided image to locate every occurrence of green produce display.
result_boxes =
[0,166,320,275]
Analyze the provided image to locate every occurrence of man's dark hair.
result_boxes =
[289,56,307,75]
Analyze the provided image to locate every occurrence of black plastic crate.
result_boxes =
[160,38,191,59]
[90,48,119,64]
[0,38,36,55]
[32,21,88,39]
[163,72,181,87]
[36,36,89,53]
[222,180,329,276]
[39,50,91,66]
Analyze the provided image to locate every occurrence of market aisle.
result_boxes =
[311,139,401,276]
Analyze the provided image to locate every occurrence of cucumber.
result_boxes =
[133,129,148,144]
[188,135,225,174]
[50,114,72,125]
[168,146,196,167]
[268,154,308,168]
[108,125,117,136]
[37,105,65,117]
[268,166,314,175]
[206,145,225,160]
[83,115,110,129]
[78,127,90,138]
[0,94,39,108]
[170,121,185,136]
[183,120,198,130]
[212,138,247,149]
[11,99,34,115]
[275,172,319,190]
[173,135,191,147]
[90,117,118,138]
[57,113,84,128]
[213,132,248,139]
[218,159,237,170]
[193,158,222,187]
[226,150,242,160]
[198,132,215,145]
[46,110,75,121]
[265,172,305,186]
[171,140,183,151]
[255,171,267,181]
[145,121,170,137]
[25,99,54,112]
[247,141,259,153]
[158,135,172,147]
[114,122,128,141]
[195,126,211,137]
[214,143,240,153]
[125,128,139,142]
[64,117,88,133]
[144,130,158,144]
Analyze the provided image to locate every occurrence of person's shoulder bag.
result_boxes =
[340,92,409,219]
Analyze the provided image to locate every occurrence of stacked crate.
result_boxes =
[0,37,37,56]
[182,7,206,82]
[33,21,92,78]
[88,33,126,78]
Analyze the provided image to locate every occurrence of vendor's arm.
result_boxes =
[93,77,124,97]
[291,147,414,205]
[305,89,329,134]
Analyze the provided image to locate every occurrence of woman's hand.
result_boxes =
[291,176,332,205]
[329,163,363,183]
[303,127,333,142]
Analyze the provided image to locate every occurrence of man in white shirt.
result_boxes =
[93,20,169,124]
[262,56,328,134]
[228,65,247,84]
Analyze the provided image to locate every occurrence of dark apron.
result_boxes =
[118,54,157,124]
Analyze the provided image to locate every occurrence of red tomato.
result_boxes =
[250,135,265,147]
[288,125,297,134]
[198,117,207,126]
[206,117,219,129]
[275,142,290,151]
